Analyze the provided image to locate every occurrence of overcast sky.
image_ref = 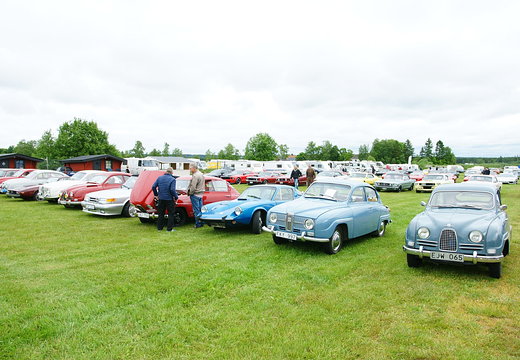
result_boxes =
[1,1,519,157]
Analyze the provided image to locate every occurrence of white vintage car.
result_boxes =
[465,175,502,191]
[81,176,137,217]
[38,170,106,202]
[1,170,66,194]
[415,174,454,193]
[497,172,518,185]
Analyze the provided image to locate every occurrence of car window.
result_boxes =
[212,180,229,192]
[350,187,366,202]
[239,187,275,200]
[430,191,494,210]
[280,188,294,200]
[305,183,351,201]
[365,187,378,202]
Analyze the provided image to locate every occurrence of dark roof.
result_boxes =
[0,153,44,162]
[60,154,125,163]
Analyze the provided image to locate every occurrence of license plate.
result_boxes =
[137,212,150,219]
[430,251,464,262]
[275,231,297,241]
[85,204,95,210]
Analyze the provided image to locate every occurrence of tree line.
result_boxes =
[1,118,459,167]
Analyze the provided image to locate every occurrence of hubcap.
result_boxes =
[331,231,341,251]
[378,222,385,235]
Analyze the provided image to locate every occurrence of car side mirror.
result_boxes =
[500,204,508,211]
[420,201,426,207]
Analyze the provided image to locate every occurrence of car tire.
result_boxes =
[488,263,502,279]
[373,221,386,237]
[250,211,263,234]
[324,226,345,255]
[263,180,268,184]
[416,189,421,193]
[235,178,241,184]
[273,234,285,245]
[397,186,402,192]
[173,208,187,226]
[122,202,136,217]
[409,184,414,191]
[31,191,39,201]
[406,254,422,267]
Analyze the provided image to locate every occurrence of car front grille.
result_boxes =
[439,229,457,251]
[417,239,438,247]
[88,197,100,204]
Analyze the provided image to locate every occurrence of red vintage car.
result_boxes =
[221,170,258,184]
[58,172,131,207]
[246,171,285,185]
[7,184,40,200]
[131,170,240,226]
[0,169,36,185]
[275,173,307,186]
[408,171,425,181]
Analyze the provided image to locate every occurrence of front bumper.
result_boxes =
[81,201,124,216]
[6,191,20,198]
[58,198,82,206]
[402,245,504,264]
[262,225,329,243]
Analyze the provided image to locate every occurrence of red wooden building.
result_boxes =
[0,153,43,169]
[60,155,125,172]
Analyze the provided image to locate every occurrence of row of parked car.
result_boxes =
[0,166,514,278]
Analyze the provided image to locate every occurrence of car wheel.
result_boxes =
[31,191,39,201]
[235,178,241,184]
[250,211,263,234]
[488,263,502,279]
[416,189,421,193]
[373,221,386,237]
[409,184,414,191]
[406,254,422,267]
[397,186,402,193]
[173,208,187,226]
[263,180,268,184]
[324,226,345,255]
[273,234,285,245]
[122,202,136,217]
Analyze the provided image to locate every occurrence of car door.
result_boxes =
[203,179,232,204]
[349,187,373,237]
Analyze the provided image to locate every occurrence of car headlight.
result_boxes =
[234,207,242,216]
[417,227,430,239]
[304,218,315,230]
[201,206,208,213]
[469,230,483,243]
[269,212,277,223]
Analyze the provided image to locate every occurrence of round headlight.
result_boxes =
[234,207,243,216]
[201,206,208,213]
[417,227,430,239]
[469,230,483,243]
[304,218,315,230]
[269,213,278,223]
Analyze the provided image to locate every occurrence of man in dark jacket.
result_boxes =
[290,165,302,189]
[152,167,179,232]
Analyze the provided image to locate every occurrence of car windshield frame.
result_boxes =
[304,182,351,202]
[428,190,495,210]
[238,186,276,200]
[87,174,110,184]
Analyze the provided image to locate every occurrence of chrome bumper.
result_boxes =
[403,245,504,264]
[262,225,329,243]
[81,201,124,216]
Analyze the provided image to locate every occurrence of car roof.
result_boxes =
[313,178,372,188]
[246,184,294,189]
[434,183,497,193]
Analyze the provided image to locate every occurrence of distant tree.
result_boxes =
[244,133,278,161]
[339,148,354,161]
[14,139,37,156]
[205,149,216,160]
[171,148,183,157]
[295,152,307,161]
[148,148,162,156]
[304,141,320,159]
[358,144,370,161]
[278,144,289,160]
[129,141,146,158]
[218,143,240,160]
[34,130,56,168]
[404,139,414,160]
[370,139,406,164]
[319,141,340,161]
[54,118,119,158]
[434,140,456,165]
[0,145,15,153]
[419,138,433,160]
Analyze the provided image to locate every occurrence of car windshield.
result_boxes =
[350,173,366,178]
[141,160,156,167]
[424,175,445,180]
[429,191,494,210]
[238,186,275,200]
[70,172,88,180]
[498,173,515,178]
[257,172,274,177]
[176,179,190,191]
[88,174,109,184]
[25,172,40,179]
[228,170,244,176]
[385,174,405,180]
[122,176,137,189]
[319,171,339,177]
[12,169,25,177]
[305,183,351,201]
[468,176,492,182]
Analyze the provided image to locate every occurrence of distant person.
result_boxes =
[370,165,376,174]
[290,165,302,189]
[306,166,316,185]
[188,163,205,228]
[482,168,491,175]
[152,167,178,232]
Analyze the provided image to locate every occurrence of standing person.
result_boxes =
[482,167,491,175]
[290,165,302,189]
[306,166,316,186]
[188,163,205,228]
[151,167,178,232]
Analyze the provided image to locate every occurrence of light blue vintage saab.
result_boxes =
[403,183,512,278]
[263,179,391,254]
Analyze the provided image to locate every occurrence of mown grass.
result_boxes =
[0,183,519,359]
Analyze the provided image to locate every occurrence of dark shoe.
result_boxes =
[167,229,176,232]
[194,224,203,228]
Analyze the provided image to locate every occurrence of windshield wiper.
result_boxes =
[434,205,484,210]
[305,194,337,201]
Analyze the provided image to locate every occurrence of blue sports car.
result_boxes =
[263,178,391,254]
[200,184,301,234]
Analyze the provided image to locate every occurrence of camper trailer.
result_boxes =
[121,157,159,175]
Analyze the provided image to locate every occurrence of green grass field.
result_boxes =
[1,183,519,359]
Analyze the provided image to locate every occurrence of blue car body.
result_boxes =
[200,184,300,233]
[403,183,512,278]
[263,179,391,254]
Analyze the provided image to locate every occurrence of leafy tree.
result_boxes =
[129,141,146,158]
[217,143,240,160]
[320,141,341,161]
[35,130,56,168]
[205,149,216,160]
[244,133,278,161]
[358,144,370,161]
[420,138,433,160]
[162,142,170,156]
[0,145,15,153]
[54,118,119,158]
[304,141,320,159]
[171,148,183,157]
[14,139,37,156]
[339,148,354,161]
[295,152,307,161]
[278,144,289,160]
[404,139,414,160]
[148,148,162,156]
[434,140,456,165]
[370,139,406,164]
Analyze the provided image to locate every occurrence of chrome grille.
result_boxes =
[417,239,438,247]
[286,213,294,231]
[439,229,457,251]
[459,243,484,251]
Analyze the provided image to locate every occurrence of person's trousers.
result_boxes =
[190,195,203,226]
[157,199,175,231]
[294,178,299,189]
